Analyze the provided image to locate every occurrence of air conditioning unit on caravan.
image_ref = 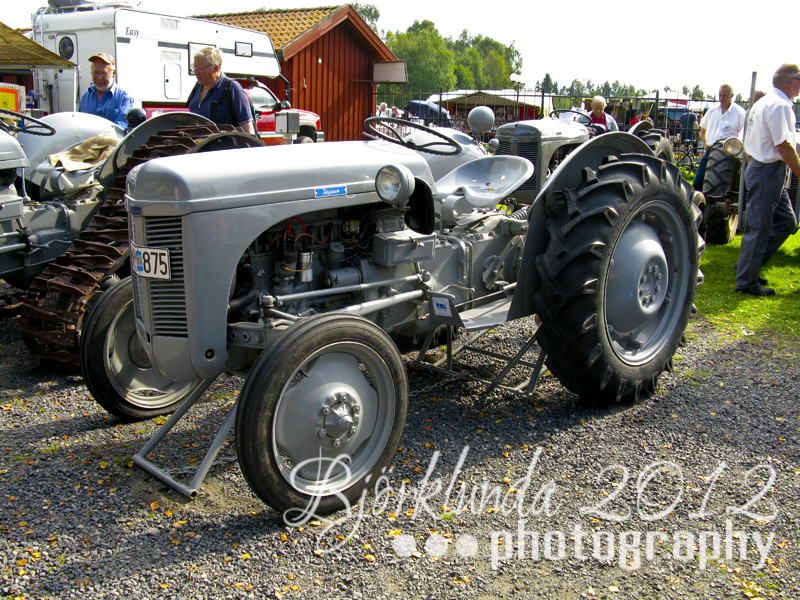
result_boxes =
[30,0,281,116]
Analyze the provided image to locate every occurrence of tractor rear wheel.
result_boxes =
[533,153,700,405]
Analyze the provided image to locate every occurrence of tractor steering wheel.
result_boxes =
[364,116,461,156]
[549,109,591,122]
[0,108,56,137]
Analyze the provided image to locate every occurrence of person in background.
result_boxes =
[679,107,698,144]
[735,64,800,296]
[78,52,134,129]
[630,110,643,127]
[188,47,255,135]
[589,96,619,131]
[693,84,746,191]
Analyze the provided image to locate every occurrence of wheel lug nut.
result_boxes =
[353,405,360,414]
[656,273,663,280]
[349,427,357,436]
[322,406,330,415]
[332,439,341,448]
[647,266,653,273]
[318,429,327,438]
[656,286,662,293]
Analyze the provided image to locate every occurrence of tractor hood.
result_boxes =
[127,141,437,216]
[0,133,28,169]
[495,118,590,143]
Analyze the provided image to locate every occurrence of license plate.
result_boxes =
[132,245,171,280]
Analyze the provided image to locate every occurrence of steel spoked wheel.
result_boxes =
[80,277,202,421]
[236,314,408,515]
[534,153,700,404]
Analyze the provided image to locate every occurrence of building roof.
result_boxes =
[0,21,75,70]
[194,7,339,50]
[194,5,394,62]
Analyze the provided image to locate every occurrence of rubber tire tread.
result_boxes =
[532,153,699,405]
[702,146,739,244]
[235,313,408,514]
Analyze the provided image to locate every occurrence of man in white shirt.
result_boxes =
[693,84,747,192]
[735,64,800,295]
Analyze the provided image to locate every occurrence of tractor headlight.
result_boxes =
[723,137,743,157]
[376,164,415,204]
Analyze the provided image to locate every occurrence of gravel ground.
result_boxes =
[0,309,798,600]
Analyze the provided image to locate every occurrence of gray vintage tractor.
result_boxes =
[697,137,800,245]
[493,111,674,204]
[0,108,262,365]
[80,107,703,514]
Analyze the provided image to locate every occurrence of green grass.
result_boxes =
[695,230,800,340]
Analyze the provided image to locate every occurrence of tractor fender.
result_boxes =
[97,112,215,189]
[508,131,653,320]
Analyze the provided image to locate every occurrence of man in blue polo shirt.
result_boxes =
[78,53,134,129]
[188,47,256,135]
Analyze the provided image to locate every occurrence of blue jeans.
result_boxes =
[693,150,710,192]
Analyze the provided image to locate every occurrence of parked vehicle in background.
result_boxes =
[697,137,800,244]
[29,0,323,145]
[493,109,674,203]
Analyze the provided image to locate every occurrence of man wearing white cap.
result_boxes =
[78,52,134,129]
[735,63,800,295]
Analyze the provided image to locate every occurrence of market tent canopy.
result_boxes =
[0,21,75,69]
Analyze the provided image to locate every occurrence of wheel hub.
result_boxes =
[607,219,669,338]
[316,389,362,450]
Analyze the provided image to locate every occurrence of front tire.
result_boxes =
[80,277,202,421]
[534,153,699,404]
[236,314,408,514]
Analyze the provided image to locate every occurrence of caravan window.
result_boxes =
[235,42,252,57]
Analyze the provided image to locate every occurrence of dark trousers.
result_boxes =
[693,150,710,192]
[735,159,797,289]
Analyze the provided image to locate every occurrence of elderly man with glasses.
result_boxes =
[735,64,800,296]
[78,52,134,129]
[187,47,256,136]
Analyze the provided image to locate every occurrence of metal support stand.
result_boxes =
[414,321,548,395]
[132,378,237,499]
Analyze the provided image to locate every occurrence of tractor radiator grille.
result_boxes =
[496,139,539,193]
[142,217,188,338]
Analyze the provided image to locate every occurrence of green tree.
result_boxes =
[385,21,456,92]
[482,50,508,89]
[445,30,521,90]
[350,3,380,33]
[691,85,705,101]
[453,64,475,89]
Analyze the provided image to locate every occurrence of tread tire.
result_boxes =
[533,153,699,405]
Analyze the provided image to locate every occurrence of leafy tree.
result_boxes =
[453,64,475,89]
[482,51,508,89]
[455,47,484,88]
[445,30,521,90]
[351,3,380,33]
[682,85,690,95]
[691,85,704,101]
[385,21,456,93]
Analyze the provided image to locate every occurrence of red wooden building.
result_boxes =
[196,6,397,141]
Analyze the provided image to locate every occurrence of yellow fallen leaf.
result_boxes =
[149,501,159,511]
[364,554,376,562]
